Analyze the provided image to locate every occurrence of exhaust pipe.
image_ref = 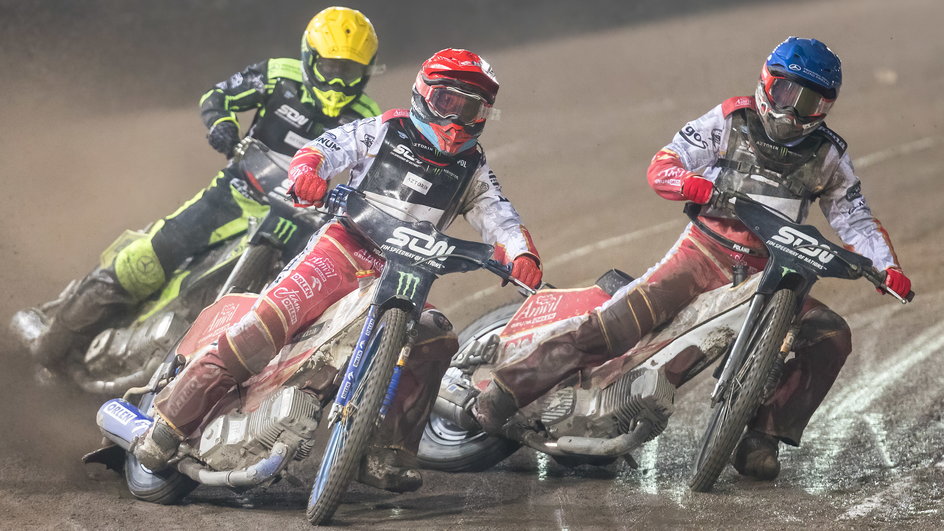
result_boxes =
[176,442,292,488]
[556,419,653,457]
[98,399,293,488]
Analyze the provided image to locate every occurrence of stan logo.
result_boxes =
[396,271,421,298]
[386,227,455,259]
[275,104,309,127]
[770,226,835,264]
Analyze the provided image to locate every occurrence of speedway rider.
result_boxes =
[472,37,912,481]
[132,49,543,492]
[16,7,382,375]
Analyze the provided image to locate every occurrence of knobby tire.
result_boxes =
[221,243,279,295]
[689,289,796,492]
[306,308,408,525]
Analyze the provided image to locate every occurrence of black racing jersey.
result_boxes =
[200,58,380,159]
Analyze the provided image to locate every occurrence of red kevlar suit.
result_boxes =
[490,97,902,445]
[154,109,540,453]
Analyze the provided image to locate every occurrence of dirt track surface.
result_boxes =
[2,0,943,528]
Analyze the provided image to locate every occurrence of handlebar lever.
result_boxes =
[483,259,537,296]
[861,267,915,304]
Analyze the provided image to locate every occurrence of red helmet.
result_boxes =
[410,49,499,155]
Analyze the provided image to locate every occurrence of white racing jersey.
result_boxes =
[297,109,539,263]
[649,96,900,271]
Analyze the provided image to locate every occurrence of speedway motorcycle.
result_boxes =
[418,192,913,492]
[10,138,326,395]
[86,187,526,525]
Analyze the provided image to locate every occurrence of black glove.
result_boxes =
[207,121,240,157]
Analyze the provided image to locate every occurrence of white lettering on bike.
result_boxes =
[104,401,137,425]
[520,294,562,320]
[385,227,456,259]
[769,226,835,264]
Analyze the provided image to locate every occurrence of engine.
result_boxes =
[197,386,321,471]
[532,367,675,441]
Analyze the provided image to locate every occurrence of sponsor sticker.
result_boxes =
[404,172,432,195]
[104,401,137,425]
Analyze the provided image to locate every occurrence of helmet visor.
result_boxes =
[418,83,495,124]
[763,69,834,118]
[313,57,368,87]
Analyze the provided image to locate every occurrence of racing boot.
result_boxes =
[732,429,781,480]
[355,446,423,493]
[469,380,520,435]
[131,416,183,472]
[27,268,136,374]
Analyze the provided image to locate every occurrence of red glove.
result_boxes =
[681,175,714,204]
[287,148,327,206]
[509,255,542,289]
[882,267,911,298]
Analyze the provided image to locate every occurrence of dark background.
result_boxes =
[0,0,775,112]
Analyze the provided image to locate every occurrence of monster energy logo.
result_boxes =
[273,218,298,243]
[396,272,420,298]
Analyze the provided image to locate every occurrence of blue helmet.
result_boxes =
[755,37,842,143]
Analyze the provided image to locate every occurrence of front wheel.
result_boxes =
[689,289,795,492]
[306,308,408,525]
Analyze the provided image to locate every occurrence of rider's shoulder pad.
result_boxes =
[814,123,848,156]
[721,96,756,117]
[381,108,410,122]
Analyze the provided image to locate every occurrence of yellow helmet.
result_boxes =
[301,7,378,117]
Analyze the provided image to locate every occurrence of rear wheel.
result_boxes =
[417,302,523,472]
[219,243,279,296]
[306,308,408,525]
[124,388,197,504]
[689,289,795,492]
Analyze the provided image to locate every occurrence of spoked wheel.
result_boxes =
[306,308,408,525]
[689,289,795,492]
[417,302,522,472]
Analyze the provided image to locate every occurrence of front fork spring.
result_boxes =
[762,325,799,403]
